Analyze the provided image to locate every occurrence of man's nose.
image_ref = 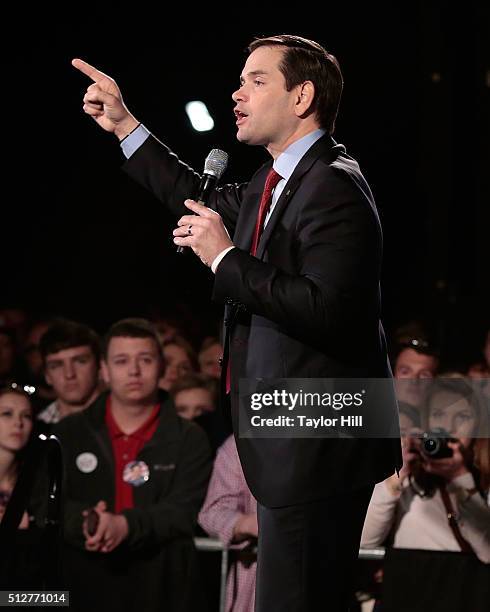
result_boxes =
[232,86,245,103]
[129,359,141,375]
[64,362,75,379]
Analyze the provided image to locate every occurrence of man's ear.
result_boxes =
[100,360,110,385]
[295,81,315,117]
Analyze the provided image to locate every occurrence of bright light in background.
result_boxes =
[185,101,215,132]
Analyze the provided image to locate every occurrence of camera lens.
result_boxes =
[423,437,440,456]
[421,428,453,459]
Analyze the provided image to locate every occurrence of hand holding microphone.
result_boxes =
[176,148,228,254]
[174,149,233,267]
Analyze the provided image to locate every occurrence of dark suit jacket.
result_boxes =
[123,132,402,508]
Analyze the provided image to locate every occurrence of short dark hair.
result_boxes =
[40,319,101,365]
[391,338,440,372]
[102,318,162,359]
[248,34,343,134]
[169,373,218,402]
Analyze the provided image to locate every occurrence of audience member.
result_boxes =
[159,336,197,391]
[37,319,102,426]
[170,373,217,420]
[53,318,212,612]
[199,435,257,612]
[393,337,439,407]
[198,338,223,380]
[361,378,490,611]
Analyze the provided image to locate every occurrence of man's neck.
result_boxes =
[109,394,158,435]
[266,121,321,160]
[57,386,101,419]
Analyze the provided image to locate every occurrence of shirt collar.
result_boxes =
[38,401,60,424]
[274,128,326,182]
[105,395,160,441]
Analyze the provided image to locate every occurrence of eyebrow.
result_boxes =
[46,352,91,364]
[112,351,156,358]
[240,70,269,83]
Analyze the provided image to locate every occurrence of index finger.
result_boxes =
[184,199,218,217]
[71,58,109,83]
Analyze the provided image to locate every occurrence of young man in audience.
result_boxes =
[54,318,212,612]
[37,319,102,425]
[393,338,439,407]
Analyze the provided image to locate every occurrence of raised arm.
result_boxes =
[72,58,139,140]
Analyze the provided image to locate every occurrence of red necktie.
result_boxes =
[226,168,282,394]
[250,168,282,256]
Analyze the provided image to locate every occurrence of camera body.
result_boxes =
[421,427,454,459]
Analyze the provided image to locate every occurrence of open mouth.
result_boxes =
[234,109,248,124]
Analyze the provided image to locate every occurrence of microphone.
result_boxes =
[177,148,229,253]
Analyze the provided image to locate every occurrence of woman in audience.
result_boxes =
[0,384,47,588]
[0,385,34,527]
[361,377,490,611]
[159,336,197,391]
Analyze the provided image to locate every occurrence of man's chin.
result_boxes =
[121,392,157,406]
[236,131,264,147]
[236,130,249,143]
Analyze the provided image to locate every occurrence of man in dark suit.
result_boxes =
[73,34,402,611]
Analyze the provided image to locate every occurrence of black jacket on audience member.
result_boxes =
[53,391,212,612]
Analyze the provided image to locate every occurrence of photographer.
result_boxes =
[361,378,490,610]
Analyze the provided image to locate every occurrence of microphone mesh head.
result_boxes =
[204,149,228,179]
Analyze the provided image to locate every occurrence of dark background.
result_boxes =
[2,3,489,363]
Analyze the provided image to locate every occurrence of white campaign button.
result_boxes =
[76,452,98,473]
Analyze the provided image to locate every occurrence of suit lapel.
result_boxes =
[255,135,342,260]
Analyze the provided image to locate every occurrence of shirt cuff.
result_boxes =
[121,124,151,159]
[211,246,235,274]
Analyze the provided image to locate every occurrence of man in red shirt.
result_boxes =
[54,318,212,611]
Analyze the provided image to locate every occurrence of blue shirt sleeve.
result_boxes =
[121,124,151,159]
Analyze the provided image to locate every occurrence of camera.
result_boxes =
[421,427,454,459]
